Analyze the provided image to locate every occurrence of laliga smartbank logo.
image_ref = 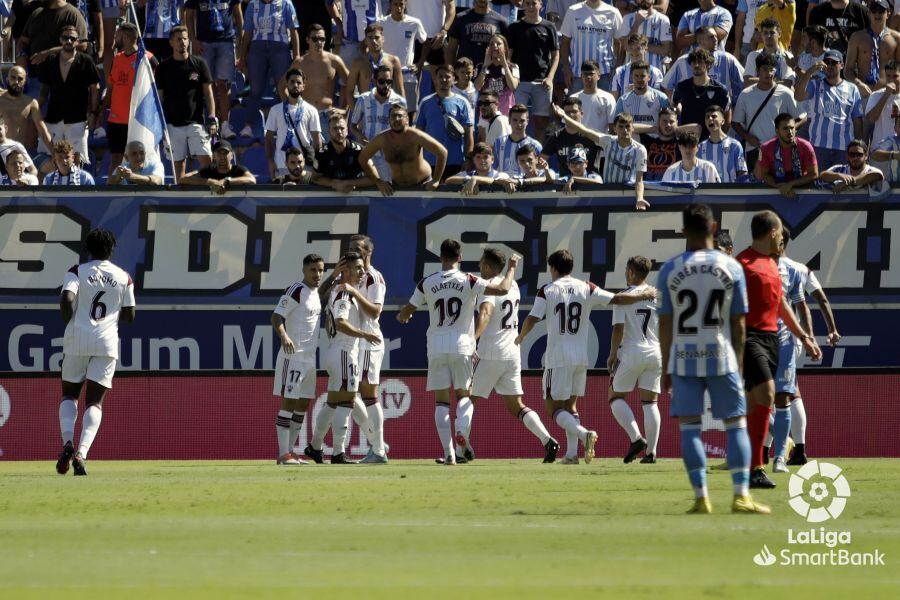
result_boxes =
[752,461,885,568]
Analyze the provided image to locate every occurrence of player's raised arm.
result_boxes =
[483,254,520,296]
[609,285,658,305]
[318,259,346,303]
[336,283,382,320]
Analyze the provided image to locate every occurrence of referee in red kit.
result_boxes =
[737,211,822,489]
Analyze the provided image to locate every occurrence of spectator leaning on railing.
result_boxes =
[0,66,54,159]
[817,139,885,192]
[312,110,376,193]
[871,114,900,183]
[43,140,96,185]
[661,130,721,184]
[108,141,165,185]
[0,115,38,178]
[755,112,819,197]
[181,140,257,194]
[443,141,515,195]
[1,149,39,186]
[272,146,314,185]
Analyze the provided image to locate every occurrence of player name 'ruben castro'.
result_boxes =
[667,264,735,291]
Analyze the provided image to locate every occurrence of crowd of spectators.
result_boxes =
[0,0,897,201]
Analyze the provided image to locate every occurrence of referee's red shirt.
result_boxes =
[737,247,782,332]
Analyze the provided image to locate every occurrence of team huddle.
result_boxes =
[53,210,840,515]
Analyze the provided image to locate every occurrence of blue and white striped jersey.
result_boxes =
[614,10,673,72]
[677,6,733,51]
[776,256,805,342]
[492,1,518,23]
[144,0,183,39]
[614,87,669,126]
[805,79,864,151]
[873,134,900,183]
[661,159,720,184]
[493,134,544,175]
[560,1,623,76]
[244,0,299,44]
[596,133,647,184]
[351,90,407,142]
[663,50,745,101]
[658,249,748,377]
[698,136,747,183]
[611,63,664,97]
[330,0,383,43]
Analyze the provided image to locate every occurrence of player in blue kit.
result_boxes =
[658,204,770,515]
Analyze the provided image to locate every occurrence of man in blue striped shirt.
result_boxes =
[794,49,864,170]
[328,0,384,66]
[663,26,745,103]
[493,103,543,175]
[351,65,407,180]
[142,0,183,62]
[560,0,623,93]
[871,115,900,183]
[614,0,673,73]
[615,61,670,127]
[551,104,650,209]
[611,34,664,100]
[698,105,748,182]
[662,131,721,183]
[676,0,733,53]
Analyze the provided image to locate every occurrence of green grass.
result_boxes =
[1,459,898,599]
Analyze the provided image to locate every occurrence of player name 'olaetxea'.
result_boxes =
[430,281,465,294]
[667,263,735,291]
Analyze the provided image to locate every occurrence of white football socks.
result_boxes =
[520,408,551,445]
[351,395,371,445]
[434,404,454,459]
[610,398,641,442]
[556,410,587,458]
[289,412,305,454]
[311,404,335,450]
[455,397,474,446]
[790,397,807,444]
[77,405,102,459]
[365,399,385,456]
[275,409,293,456]
[331,405,352,455]
[642,402,661,455]
[59,398,77,445]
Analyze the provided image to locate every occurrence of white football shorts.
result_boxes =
[611,347,662,394]
[472,357,523,398]
[426,353,474,391]
[273,352,316,399]
[324,346,360,393]
[360,346,384,385]
[61,354,116,389]
[542,365,587,401]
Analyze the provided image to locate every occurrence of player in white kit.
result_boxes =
[307,252,382,464]
[397,239,520,465]
[271,254,326,466]
[607,256,662,464]
[470,248,560,463]
[517,250,657,465]
[56,229,136,476]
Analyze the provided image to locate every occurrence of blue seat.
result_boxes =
[228,107,265,146]
[238,145,269,183]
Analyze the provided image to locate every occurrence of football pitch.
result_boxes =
[1,458,897,599]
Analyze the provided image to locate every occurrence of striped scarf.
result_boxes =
[773,143,802,182]
[50,167,82,186]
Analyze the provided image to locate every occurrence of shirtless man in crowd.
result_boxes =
[358,103,446,195]
[845,0,900,96]
[286,24,349,141]
[0,66,52,153]
[345,23,405,111]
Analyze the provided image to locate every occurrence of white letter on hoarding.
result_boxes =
[149,338,200,370]
[538,212,593,287]
[143,211,247,289]
[606,211,683,288]
[423,213,525,278]
[0,212,82,289]
[261,212,361,290]
[223,325,273,370]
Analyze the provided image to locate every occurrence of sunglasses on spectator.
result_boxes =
[478,100,496,106]
[310,37,326,42]
[848,151,866,157]
[60,36,78,42]
[824,59,841,65]
[376,79,393,84]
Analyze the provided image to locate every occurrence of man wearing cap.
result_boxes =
[795,49,864,169]
[181,140,257,194]
[560,146,603,192]
[845,0,900,98]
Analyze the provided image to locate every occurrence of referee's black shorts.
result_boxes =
[744,329,779,390]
